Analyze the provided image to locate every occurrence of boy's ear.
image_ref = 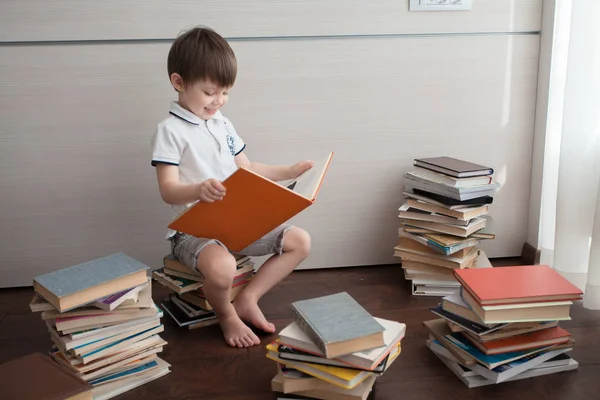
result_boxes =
[170,73,185,92]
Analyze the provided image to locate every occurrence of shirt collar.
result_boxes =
[169,101,224,125]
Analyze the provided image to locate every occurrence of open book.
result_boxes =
[275,154,333,199]
[168,152,334,251]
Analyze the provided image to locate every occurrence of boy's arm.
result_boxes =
[234,152,314,181]
[155,164,226,205]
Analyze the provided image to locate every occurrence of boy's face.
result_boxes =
[174,76,230,120]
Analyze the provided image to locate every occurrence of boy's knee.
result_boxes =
[285,228,311,258]
[196,245,237,289]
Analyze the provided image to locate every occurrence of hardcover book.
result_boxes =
[290,292,385,359]
[33,253,149,312]
[168,152,333,251]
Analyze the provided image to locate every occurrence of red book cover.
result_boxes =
[454,265,583,305]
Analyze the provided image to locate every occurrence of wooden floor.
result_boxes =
[1,259,600,399]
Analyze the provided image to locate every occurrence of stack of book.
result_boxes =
[152,253,255,329]
[395,156,499,296]
[29,252,170,400]
[424,265,583,387]
[266,292,406,400]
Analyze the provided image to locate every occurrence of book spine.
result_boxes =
[290,306,328,357]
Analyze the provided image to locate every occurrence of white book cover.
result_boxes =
[427,338,572,383]
[427,341,578,388]
[279,318,405,369]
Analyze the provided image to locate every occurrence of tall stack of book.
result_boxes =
[395,156,499,296]
[29,252,170,400]
[266,292,406,400]
[424,265,583,387]
[152,253,255,329]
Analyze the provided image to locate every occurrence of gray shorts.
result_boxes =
[170,224,294,273]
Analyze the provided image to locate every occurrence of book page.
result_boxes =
[280,153,332,200]
[276,178,297,190]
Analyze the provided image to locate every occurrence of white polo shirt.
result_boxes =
[151,101,246,238]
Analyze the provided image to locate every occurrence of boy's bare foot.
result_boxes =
[234,299,276,333]
[219,312,260,348]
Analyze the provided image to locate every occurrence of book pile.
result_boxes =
[29,252,170,400]
[395,156,499,296]
[152,253,255,329]
[266,292,406,400]
[424,265,583,387]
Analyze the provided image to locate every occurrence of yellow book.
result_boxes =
[385,342,402,369]
[265,342,373,390]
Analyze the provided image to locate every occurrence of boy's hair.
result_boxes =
[167,26,237,88]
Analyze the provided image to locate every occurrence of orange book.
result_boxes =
[454,265,583,306]
[463,326,572,355]
[168,152,333,251]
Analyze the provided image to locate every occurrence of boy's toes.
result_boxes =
[220,312,260,348]
[249,333,261,346]
[254,319,275,333]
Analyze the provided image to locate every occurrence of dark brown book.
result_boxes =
[414,157,493,178]
[0,352,92,400]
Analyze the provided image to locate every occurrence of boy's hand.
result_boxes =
[195,179,226,202]
[290,160,315,179]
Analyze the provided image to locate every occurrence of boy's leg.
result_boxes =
[234,226,311,333]
[195,243,261,348]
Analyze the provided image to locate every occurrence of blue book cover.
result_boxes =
[34,253,148,298]
[425,240,452,255]
[445,332,551,369]
[433,338,543,373]
[291,292,385,356]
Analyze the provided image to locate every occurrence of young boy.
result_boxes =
[151,27,313,348]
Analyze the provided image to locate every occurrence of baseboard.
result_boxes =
[521,242,540,265]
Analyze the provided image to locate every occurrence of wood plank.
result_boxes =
[0,312,48,340]
[2,259,598,398]
[0,288,36,313]
[0,337,50,365]
[372,365,600,400]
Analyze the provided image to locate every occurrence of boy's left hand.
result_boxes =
[290,160,315,178]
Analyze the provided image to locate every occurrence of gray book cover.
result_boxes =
[291,292,384,353]
[404,175,499,201]
[34,253,148,298]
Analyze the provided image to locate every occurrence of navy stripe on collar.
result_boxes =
[169,111,200,125]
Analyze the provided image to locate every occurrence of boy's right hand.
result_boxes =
[195,179,226,202]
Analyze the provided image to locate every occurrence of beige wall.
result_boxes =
[0,1,543,287]
[0,0,541,41]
